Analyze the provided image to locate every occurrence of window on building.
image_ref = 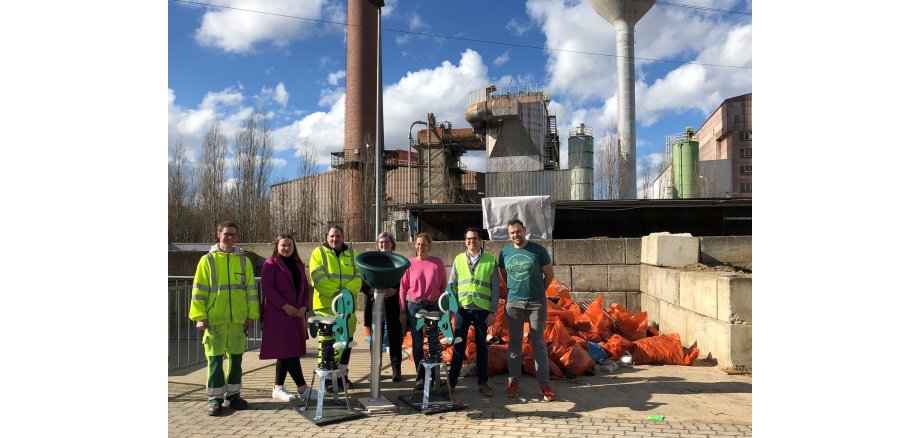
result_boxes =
[741,148,752,158]
[741,131,752,141]
[740,165,752,175]
[740,183,752,193]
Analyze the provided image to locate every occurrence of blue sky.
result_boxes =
[168,0,752,189]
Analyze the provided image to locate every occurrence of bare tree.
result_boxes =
[595,122,621,200]
[231,113,275,242]
[168,138,194,241]
[198,117,229,238]
[297,140,320,241]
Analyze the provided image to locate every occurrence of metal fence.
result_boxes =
[168,276,263,371]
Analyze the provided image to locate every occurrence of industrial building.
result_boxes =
[651,93,753,199]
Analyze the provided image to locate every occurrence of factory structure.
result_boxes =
[269,0,751,241]
[650,93,753,199]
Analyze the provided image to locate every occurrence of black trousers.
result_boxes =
[363,293,404,366]
[275,357,307,387]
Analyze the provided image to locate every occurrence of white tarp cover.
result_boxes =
[481,196,555,240]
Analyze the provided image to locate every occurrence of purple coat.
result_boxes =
[259,257,311,360]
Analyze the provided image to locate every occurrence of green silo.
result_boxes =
[672,126,699,199]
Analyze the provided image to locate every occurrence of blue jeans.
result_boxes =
[447,307,490,386]
[406,301,439,381]
[506,299,549,385]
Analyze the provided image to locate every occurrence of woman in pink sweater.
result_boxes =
[398,232,447,389]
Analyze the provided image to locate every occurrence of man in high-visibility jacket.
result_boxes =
[190,220,260,417]
[445,226,500,397]
[309,225,362,389]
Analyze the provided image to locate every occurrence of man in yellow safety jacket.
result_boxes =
[309,225,362,388]
[190,220,260,416]
[445,226,500,397]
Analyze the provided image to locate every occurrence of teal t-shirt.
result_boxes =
[498,241,551,301]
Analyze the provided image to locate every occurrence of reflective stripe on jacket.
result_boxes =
[190,247,259,324]
[309,245,361,315]
[454,251,496,311]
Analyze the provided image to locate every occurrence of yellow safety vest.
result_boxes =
[454,251,496,311]
[309,245,361,315]
[190,248,259,325]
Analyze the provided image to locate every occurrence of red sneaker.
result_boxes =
[506,380,519,398]
[540,384,556,402]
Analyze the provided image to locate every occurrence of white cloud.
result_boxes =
[274,83,289,107]
[194,0,327,53]
[327,70,346,86]
[270,49,491,172]
[523,0,751,153]
[407,12,427,31]
[493,51,510,66]
[506,17,533,36]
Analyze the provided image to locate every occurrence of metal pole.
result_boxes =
[374,5,383,236]
[369,288,385,398]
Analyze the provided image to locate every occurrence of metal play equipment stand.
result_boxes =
[397,287,468,414]
[298,292,364,426]
[354,251,411,415]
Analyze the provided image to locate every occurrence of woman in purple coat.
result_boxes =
[259,234,316,401]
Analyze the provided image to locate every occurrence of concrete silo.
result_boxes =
[588,0,655,199]
[671,126,699,199]
[568,123,594,200]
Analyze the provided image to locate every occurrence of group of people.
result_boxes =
[189,218,556,417]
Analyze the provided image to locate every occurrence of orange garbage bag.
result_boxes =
[601,334,634,359]
[487,344,509,376]
[545,279,571,301]
[584,296,617,336]
[570,335,588,351]
[488,299,509,340]
[558,344,594,377]
[607,303,648,341]
[630,333,687,365]
[547,299,575,327]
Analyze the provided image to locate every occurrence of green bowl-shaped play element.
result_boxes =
[355,251,411,289]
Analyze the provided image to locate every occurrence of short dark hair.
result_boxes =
[464,227,482,239]
[217,220,239,232]
[270,234,301,262]
[327,225,344,235]
[507,218,524,229]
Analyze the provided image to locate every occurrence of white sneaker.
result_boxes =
[272,385,296,402]
[298,387,319,401]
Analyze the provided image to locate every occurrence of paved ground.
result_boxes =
[169,314,752,437]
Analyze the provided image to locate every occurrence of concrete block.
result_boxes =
[572,265,608,292]
[658,301,687,338]
[554,239,620,265]
[641,293,661,324]
[729,324,753,368]
[608,265,640,291]
[625,291,641,314]
[554,265,572,289]
[428,241,467,266]
[640,232,700,267]
[717,276,752,324]
[625,238,641,265]
[645,265,680,305]
[700,236,752,264]
[679,271,719,319]
[639,263,649,293]
[483,239,553,263]
[569,291,627,308]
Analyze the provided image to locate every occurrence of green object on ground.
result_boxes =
[647,415,665,421]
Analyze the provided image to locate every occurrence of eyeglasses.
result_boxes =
[222,233,237,237]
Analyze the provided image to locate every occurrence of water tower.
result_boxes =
[588,0,655,199]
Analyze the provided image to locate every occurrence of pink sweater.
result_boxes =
[399,256,447,312]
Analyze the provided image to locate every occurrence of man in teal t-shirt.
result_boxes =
[497,219,556,402]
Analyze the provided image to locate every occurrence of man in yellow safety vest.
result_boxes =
[190,220,260,416]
